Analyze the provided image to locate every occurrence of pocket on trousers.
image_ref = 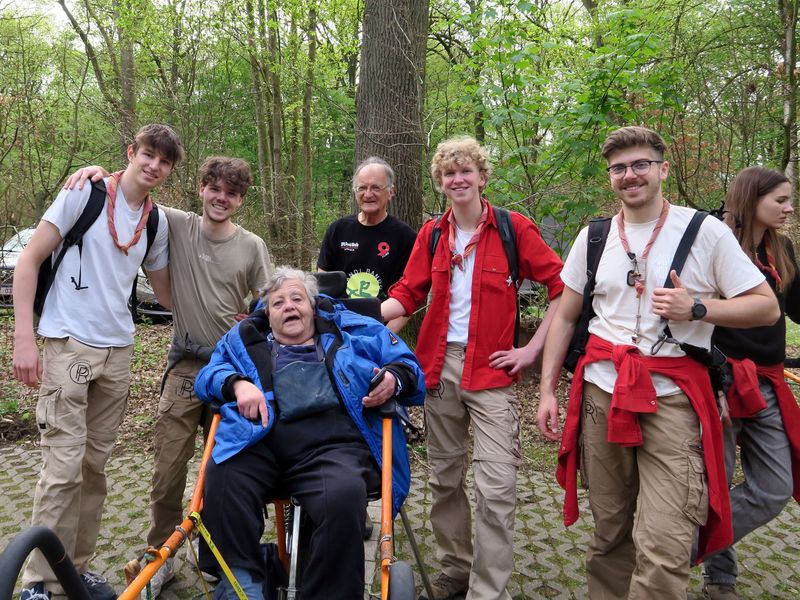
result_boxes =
[683,444,709,526]
[579,439,589,490]
[158,398,175,415]
[35,387,61,435]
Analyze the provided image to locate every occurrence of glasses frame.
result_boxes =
[353,184,392,195]
[606,160,664,178]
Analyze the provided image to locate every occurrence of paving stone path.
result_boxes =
[2,445,799,599]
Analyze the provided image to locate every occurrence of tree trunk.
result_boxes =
[355,0,430,230]
[245,0,275,248]
[779,0,798,187]
[301,4,318,270]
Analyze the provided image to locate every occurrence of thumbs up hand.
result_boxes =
[651,269,694,321]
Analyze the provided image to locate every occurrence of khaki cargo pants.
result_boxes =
[580,381,708,600]
[425,344,521,600]
[22,337,132,592]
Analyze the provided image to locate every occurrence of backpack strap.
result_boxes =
[493,207,519,287]
[129,203,161,322]
[652,211,720,364]
[429,216,443,257]
[563,216,612,372]
[144,204,159,262]
[34,180,107,316]
[661,211,708,288]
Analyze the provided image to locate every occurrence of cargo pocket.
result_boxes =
[579,439,589,490]
[683,443,709,526]
[35,387,60,435]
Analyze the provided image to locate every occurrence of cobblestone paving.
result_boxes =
[2,445,799,599]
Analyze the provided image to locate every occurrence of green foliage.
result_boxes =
[0,0,795,252]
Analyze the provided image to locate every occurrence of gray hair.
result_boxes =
[352,156,395,191]
[260,266,319,308]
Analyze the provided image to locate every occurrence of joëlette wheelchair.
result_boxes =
[0,272,431,600]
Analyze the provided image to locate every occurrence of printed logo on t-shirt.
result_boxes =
[377,241,390,258]
[346,270,383,298]
[340,241,359,252]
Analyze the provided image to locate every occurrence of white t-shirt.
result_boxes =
[561,205,764,395]
[38,178,169,347]
[447,226,475,344]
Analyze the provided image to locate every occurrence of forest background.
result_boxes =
[1,0,798,268]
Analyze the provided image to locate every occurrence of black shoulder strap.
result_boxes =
[129,203,162,323]
[144,203,159,263]
[583,217,612,312]
[34,180,107,316]
[658,210,710,345]
[429,216,443,257]
[661,211,708,287]
[562,216,612,372]
[493,206,519,286]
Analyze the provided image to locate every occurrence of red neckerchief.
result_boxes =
[447,199,489,271]
[754,234,782,291]
[616,200,670,297]
[105,170,153,256]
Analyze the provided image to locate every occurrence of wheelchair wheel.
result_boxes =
[388,560,415,600]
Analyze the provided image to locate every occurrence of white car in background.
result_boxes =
[0,225,170,320]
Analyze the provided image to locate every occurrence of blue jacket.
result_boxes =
[194,296,425,514]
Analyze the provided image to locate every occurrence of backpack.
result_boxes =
[33,179,160,321]
[563,217,612,372]
[429,206,522,346]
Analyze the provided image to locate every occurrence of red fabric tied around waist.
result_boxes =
[556,334,732,563]
[726,357,766,418]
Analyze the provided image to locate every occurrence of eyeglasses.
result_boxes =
[354,184,391,194]
[606,160,664,178]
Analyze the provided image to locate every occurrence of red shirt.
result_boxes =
[388,201,564,391]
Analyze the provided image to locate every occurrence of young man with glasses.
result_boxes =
[537,126,780,599]
[317,157,416,332]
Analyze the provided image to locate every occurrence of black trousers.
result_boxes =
[201,407,380,600]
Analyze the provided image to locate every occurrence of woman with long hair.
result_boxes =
[702,166,800,599]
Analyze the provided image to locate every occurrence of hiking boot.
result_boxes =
[703,583,739,600]
[139,558,174,599]
[20,583,50,600]
[79,572,116,600]
[427,572,468,600]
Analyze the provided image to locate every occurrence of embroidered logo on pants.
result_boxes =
[69,361,92,384]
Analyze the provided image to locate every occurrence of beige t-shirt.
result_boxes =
[164,207,272,348]
[561,204,764,395]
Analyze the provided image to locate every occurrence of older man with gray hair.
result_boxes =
[317,157,417,332]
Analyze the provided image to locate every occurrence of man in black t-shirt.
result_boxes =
[318,157,416,331]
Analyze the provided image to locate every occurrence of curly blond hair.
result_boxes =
[430,136,492,191]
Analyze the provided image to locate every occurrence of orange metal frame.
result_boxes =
[115,410,399,599]
[117,414,220,600]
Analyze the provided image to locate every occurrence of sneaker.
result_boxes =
[427,572,468,600]
[20,583,50,600]
[79,572,116,600]
[703,583,739,600]
[139,558,174,599]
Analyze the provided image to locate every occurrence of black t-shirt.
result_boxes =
[317,214,417,300]
[713,236,800,365]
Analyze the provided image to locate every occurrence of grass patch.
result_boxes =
[786,321,800,348]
